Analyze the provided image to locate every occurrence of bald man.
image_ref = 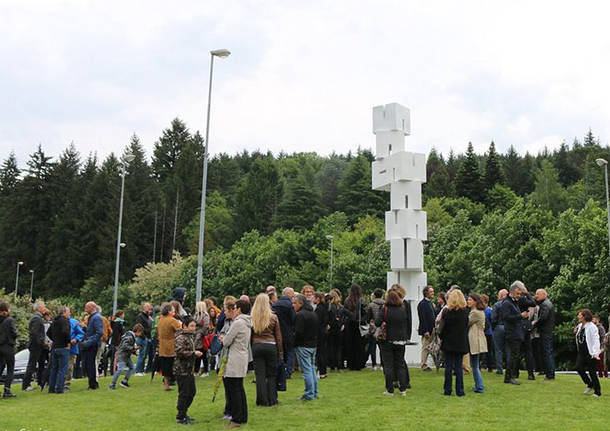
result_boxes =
[533,289,555,379]
[81,301,104,389]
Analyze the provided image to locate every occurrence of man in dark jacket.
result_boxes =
[80,301,103,390]
[22,301,49,391]
[517,284,537,380]
[500,282,528,385]
[417,286,436,371]
[135,303,153,374]
[533,289,555,380]
[0,300,18,398]
[313,292,329,378]
[272,287,296,378]
[48,307,73,394]
[294,294,318,401]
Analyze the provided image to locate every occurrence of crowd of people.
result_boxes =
[0,280,608,427]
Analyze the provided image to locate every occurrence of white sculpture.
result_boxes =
[372,102,427,364]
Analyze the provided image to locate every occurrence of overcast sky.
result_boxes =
[2,1,610,167]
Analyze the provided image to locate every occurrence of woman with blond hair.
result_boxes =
[251,293,283,406]
[328,289,345,372]
[439,289,469,396]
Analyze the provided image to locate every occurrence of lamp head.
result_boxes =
[29,269,34,273]
[596,158,608,167]
[211,49,231,58]
[325,235,334,240]
[123,153,136,163]
[120,243,126,248]
[17,261,23,265]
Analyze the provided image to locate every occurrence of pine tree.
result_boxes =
[483,141,504,191]
[455,142,483,202]
[554,141,579,187]
[0,152,20,196]
[276,171,323,230]
[336,151,387,223]
[446,149,459,182]
[584,128,598,147]
[424,148,452,198]
[503,145,522,194]
[234,157,282,236]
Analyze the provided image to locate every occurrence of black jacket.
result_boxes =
[272,295,296,347]
[376,304,410,342]
[535,298,555,336]
[0,315,18,347]
[328,303,346,334]
[28,312,46,348]
[136,311,152,339]
[500,296,524,341]
[314,302,329,336]
[49,315,71,348]
[439,308,469,354]
[417,298,435,336]
[294,303,318,348]
[403,299,413,340]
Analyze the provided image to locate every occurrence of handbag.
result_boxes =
[374,307,388,341]
[437,308,447,338]
[358,301,370,337]
[208,334,222,355]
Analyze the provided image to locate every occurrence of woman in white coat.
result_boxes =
[575,309,601,397]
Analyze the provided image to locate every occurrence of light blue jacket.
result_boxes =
[69,317,85,355]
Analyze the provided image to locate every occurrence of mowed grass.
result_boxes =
[2,368,609,431]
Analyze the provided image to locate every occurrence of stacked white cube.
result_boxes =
[372,103,427,363]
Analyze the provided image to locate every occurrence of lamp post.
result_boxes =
[112,153,135,315]
[326,235,334,288]
[596,158,610,260]
[14,261,23,298]
[29,269,34,299]
[195,48,231,303]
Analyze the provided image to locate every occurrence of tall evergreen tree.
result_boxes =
[0,152,20,196]
[483,141,504,191]
[276,170,323,230]
[424,148,452,198]
[234,157,282,236]
[336,151,387,223]
[446,149,459,182]
[553,141,579,187]
[455,142,483,202]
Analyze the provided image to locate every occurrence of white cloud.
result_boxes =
[1,0,610,168]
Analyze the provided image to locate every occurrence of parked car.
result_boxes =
[0,349,29,383]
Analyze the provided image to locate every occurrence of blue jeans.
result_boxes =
[111,358,134,387]
[470,354,484,393]
[492,325,505,372]
[540,334,555,378]
[48,348,70,393]
[135,337,149,373]
[295,347,318,400]
[443,351,464,396]
[285,346,295,378]
[368,337,377,366]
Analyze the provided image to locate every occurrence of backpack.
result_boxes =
[207,334,222,355]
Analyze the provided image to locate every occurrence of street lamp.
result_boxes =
[326,235,334,289]
[195,48,231,303]
[29,269,34,299]
[112,153,135,315]
[596,158,610,260]
[14,261,23,298]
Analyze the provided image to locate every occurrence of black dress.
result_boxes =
[344,299,367,370]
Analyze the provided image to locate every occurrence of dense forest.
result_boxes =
[1,119,610,363]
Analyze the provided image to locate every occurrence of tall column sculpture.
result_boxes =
[371,103,427,364]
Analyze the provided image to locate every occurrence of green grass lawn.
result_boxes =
[2,368,608,430]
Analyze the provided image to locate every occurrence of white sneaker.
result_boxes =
[199,372,209,378]
[23,386,35,392]
[382,391,394,396]
[135,373,145,377]
[400,391,407,397]
[584,387,594,395]
[592,394,600,398]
